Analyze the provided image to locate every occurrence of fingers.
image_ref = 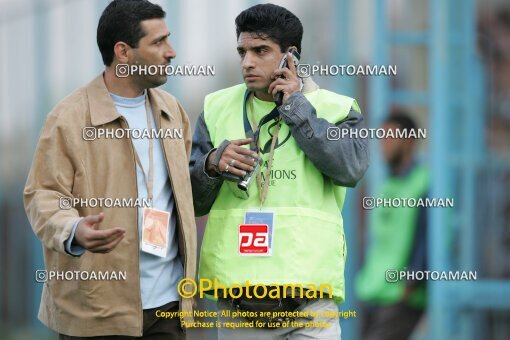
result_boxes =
[226,144,258,160]
[230,138,254,146]
[220,142,259,177]
[206,139,256,176]
[82,212,104,228]
[272,67,294,80]
[270,84,289,98]
[230,144,258,158]
[268,78,289,96]
[219,154,256,177]
[88,227,126,241]
[88,232,125,253]
[219,159,251,177]
[75,213,127,252]
[219,160,247,177]
[228,154,257,172]
[84,228,125,250]
[269,56,300,103]
[225,140,258,160]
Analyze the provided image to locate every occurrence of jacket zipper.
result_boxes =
[119,117,144,336]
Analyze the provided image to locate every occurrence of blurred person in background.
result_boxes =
[23,0,196,338]
[355,112,428,340]
[190,3,368,339]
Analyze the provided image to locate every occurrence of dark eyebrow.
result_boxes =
[237,44,271,53]
[151,32,170,44]
[253,44,271,50]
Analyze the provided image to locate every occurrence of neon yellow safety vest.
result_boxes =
[199,83,360,303]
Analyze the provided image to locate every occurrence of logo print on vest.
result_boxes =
[260,120,291,154]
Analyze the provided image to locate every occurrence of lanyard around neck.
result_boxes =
[244,90,281,207]
[243,89,280,152]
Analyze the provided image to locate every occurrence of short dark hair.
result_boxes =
[235,4,303,54]
[385,111,418,136]
[97,0,165,66]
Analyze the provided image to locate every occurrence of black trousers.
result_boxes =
[360,302,424,340]
[59,300,183,340]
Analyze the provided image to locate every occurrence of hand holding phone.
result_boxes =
[270,47,301,106]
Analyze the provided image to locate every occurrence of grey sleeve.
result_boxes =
[189,112,224,217]
[278,92,369,187]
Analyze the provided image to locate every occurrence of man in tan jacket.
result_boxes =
[23,0,196,338]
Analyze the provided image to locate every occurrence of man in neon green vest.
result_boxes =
[355,113,428,340]
[190,4,368,339]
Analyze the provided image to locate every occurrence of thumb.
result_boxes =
[83,212,104,229]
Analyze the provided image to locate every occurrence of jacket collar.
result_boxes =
[302,77,319,94]
[86,73,173,126]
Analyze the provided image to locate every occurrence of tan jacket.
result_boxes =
[24,74,196,337]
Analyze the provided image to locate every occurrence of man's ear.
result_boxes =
[113,42,131,64]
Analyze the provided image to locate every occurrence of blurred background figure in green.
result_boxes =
[2,0,510,339]
[356,112,428,340]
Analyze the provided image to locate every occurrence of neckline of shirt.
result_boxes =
[109,90,147,108]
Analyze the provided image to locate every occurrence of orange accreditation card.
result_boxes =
[141,207,170,257]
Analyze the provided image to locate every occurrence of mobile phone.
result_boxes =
[274,47,301,106]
